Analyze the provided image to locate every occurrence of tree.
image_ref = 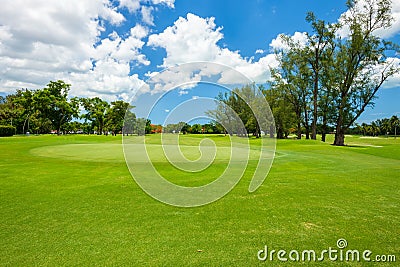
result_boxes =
[206,92,239,136]
[390,115,399,138]
[0,94,21,132]
[123,108,136,136]
[33,80,79,135]
[264,85,296,139]
[135,118,147,136]
[190,123,202,134]
[270,37,313,139]
[331,0,399,145]
[14,89,35,134]
[105,100,131,135]
[305,13,337,140]
[207,85,271,138]
[80,97,110,135]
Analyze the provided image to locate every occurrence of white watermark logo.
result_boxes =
[122,62,276,207]
[257,238,396,263]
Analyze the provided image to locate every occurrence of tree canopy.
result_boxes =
[268,0,399,145]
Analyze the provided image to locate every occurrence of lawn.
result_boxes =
[0,134,399,266]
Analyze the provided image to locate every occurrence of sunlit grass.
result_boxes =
[0,134,399,265]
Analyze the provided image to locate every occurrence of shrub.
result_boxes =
[0,125,16,137]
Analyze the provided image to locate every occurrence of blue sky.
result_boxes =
[0,0,399,124]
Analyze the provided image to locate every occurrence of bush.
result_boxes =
[0,125,16,137]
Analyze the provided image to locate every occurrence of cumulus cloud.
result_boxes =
[152,0,175,8]
[141,6,155,26]
[118,0,141,13]
[147,13,277,86]
[269,32,308,51]
[148,13,224,66]
[0,0,174,100]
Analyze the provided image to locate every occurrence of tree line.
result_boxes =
[161,122,222,134]
[351,116,399,136]
[0,80,139,135]
[0,80,226,136]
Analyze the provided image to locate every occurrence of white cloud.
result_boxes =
[147,13,277,85]
[0,0,175,100]
[255,49,265,54]
[93,25,150,65]
[152,0,175,8]
[148,13,224,67]
[118,0,141,13]
[178,90,189,95]
[141,6,155,26]
[270,32,308,51]
[0,1,150,101]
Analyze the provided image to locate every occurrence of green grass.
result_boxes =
[0,134,399,266]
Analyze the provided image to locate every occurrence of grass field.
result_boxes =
[0,134,399,266]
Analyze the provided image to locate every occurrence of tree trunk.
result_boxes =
[297,121,302,139]
[311,57,319,140]
[303,102,310,140]
[321,132,326,142]
[333,115,346,146]
[23,117,27,134]
[277,127,284,139]
[269,124,274,138]
[255,124,260,138]
[321,114,327,142]
[334,130,345,146]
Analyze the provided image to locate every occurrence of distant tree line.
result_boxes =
[0,80,141,135]
[349,116,400,136]
[161,122,222,134]
[0,80,228,137]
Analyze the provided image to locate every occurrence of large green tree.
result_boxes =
[207,85,271,138]
[33,80,79,135]
[268,0,399,144]
[14,89,35,134]
[304,13,337,140]
[331,0,399,145]
[80,97,110,135]
[270,37,313,139]
[264,84,296,139]
[105,100,131,135]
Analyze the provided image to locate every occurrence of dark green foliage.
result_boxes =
[0,125,15,136]
[105,101,131,135]
[33,80,79,135]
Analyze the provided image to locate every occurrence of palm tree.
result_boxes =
[390,116,399,138]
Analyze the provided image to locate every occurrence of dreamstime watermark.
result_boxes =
[122,62,276,207]
[257,238,397,263]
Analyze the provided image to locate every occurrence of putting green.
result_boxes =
[30,143,280,163]
[30,144,125,162]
